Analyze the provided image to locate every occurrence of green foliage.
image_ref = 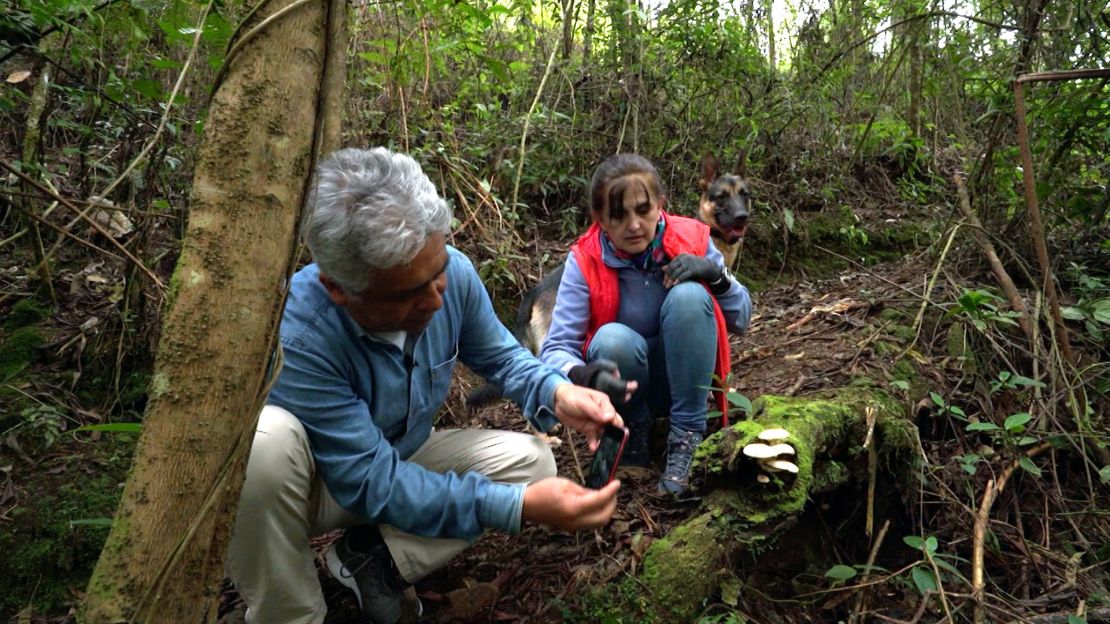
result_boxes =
[948,288,1022,333]
[1062,264,1110,343]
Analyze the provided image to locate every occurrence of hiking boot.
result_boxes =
[620,407,651,468]
[657,429,704,495]
[325,525,422,624]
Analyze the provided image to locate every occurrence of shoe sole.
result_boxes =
[325,543,365,611]
[324,542,424,620]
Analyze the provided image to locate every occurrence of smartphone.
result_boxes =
[585,424,629,489]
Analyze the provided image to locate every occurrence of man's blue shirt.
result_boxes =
[267,246,567,539]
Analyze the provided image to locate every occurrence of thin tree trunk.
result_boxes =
[765,0,775,69]
[79,0,346,620]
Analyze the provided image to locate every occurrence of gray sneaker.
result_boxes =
[324,525,423,624]
[658,429,704,495]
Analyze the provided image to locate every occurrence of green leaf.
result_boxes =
[825,564,858,580]
[891,380,910,391]
[1019,456,1042,477]
[930,392,945,407]
[966,422,1001,432]
[949,405,966,417]
[1007,374,1045,389]
[131,78,164,101]
[69,517,114,528]
[1067,616,1087,624]
[924,536,938,553]
[1004,412,1032,432]
[1017,436,1039,446]
[911,567,937,594]
[1061,306,1086,321]
[903,535,925,550]
[783,208,795,232]
[76,423,141,433]
[727,392,752,413]
[1100,465,1110,485]
[1091,299,1110,325]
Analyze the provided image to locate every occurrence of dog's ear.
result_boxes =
[700,153,720,191]
[733,150,748,177]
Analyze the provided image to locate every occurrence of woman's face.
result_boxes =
[597,174,663,255]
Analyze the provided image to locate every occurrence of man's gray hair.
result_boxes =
[304,147,452,293]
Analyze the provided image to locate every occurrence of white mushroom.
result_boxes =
[757,428,790,442]
[762,459,800,473]
[766,443,796,456]
[742,443,779,459]
[756,474,771,484]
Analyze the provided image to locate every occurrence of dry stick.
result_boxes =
[863,406,878,538]
[1010,70,1110,367]
[902,221,966,358]
[952,173,1033,340]
[511,29,562,212]
[848,519,892,624]
[0,159,160,288]
[972,441,1054,624]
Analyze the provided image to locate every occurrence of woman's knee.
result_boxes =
[662,282,714,319]
[589,323,648,363]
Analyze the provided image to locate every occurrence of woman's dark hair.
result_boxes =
[589,154,666,221]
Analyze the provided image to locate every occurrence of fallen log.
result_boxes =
[588,390,915,621]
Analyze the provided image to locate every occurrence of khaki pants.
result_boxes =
[227,405,557,624]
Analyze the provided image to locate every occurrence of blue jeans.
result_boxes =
[586,282,718,440]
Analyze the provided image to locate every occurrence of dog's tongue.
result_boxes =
[728,225,747,240]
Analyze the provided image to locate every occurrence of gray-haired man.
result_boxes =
[226,148,622,624]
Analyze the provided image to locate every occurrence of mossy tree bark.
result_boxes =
[79,0,346,621]
[596,392,914,622]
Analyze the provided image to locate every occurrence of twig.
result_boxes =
[972,441,1054,624]
[952,172,1033,340]
[848,518,891,624]
[510,24,562,211]
[0,159,153,284]
[902,221,965,358]
[92,0,214,204]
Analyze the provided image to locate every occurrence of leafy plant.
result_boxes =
[1058,264,1110,341]
[902,535,968,596]
[949,289,1022,332]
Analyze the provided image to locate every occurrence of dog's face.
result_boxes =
[699,153,751,244]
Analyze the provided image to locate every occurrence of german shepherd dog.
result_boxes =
[466,154,752,407]
[698,152,752,269]
[466,265,565,407]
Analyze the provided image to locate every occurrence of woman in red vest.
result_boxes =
[540,154,752,495]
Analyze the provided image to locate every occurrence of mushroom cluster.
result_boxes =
[742,428,798,483]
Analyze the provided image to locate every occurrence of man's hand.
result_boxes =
[567,359,638,405]
[553,383,624,451]
[663,253,722,288]
[522,477,620,531]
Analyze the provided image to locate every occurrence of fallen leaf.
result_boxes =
[784,351,805,361]
[6,70,31,84]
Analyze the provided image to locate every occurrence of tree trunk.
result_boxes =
[79,0,346,620]
[592,392,914,621]
[765,0,775,70]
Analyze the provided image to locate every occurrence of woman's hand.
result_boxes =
[662,253,722,288]
[567,359,638,405]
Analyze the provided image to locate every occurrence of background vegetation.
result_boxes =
[1,0,1107,620]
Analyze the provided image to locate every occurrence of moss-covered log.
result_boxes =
[591,390,915,622]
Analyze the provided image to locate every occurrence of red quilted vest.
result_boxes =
[571,212,732,426]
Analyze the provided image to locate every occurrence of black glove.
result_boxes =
[568,359,632,406]
[664,253,731,295]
